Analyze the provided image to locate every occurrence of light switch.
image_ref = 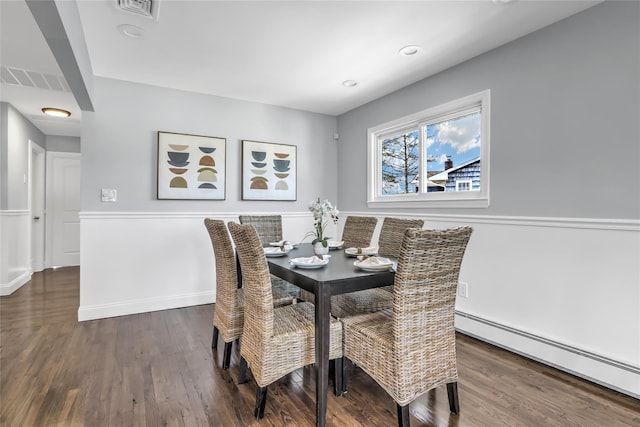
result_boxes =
[101,188,117,202]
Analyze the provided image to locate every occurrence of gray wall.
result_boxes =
[0,102,46,210]
[81,77,338,213]
[46,135,80,153]
[336,1,639,220]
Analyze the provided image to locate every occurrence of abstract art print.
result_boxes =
[157,131,226,200]
[242,140,296,201]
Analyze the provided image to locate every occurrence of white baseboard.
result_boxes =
[455,311,640,399]
[78,291,215,321]
[0,270,31,296]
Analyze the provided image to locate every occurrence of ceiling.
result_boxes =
[1,0,602,138]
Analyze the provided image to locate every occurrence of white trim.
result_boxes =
[78,210,640,231]
[79,211,314,220]
[78,291,215,321]
[455,311,640,399]
[341,210,639,232]
[0,270,32,296]
[0,210,30,216]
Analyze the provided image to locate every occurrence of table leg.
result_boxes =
[315,284,330,427]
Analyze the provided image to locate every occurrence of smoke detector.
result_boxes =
[116,0,160,20]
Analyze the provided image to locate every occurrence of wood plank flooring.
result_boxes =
[1,267,638,426]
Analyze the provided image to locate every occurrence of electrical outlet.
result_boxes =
[458,282,468,298]
[101,188,117,202]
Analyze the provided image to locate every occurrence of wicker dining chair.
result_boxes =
[239,215,300,299]
[341,216,378,249]
[378,217,425,258]
[238,215,283,246]
[227,222,344,420]
[341,227,473,427]
[329,217,424,319]
[204,219,293,370]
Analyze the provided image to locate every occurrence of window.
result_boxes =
[368,90,490,208]
[456,180,472,192]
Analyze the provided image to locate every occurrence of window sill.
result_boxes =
[367,196,489,209]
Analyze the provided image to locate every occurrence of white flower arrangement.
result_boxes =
[305,198,339,247]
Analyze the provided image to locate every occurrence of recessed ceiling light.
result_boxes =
[399,45,421,56]
[41,107,71,118]
[342,80,358,88]
[117,24,144,38]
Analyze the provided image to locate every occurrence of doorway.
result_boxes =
[29,141,46,272]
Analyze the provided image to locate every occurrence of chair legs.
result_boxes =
[397,403,410,427]
[341,358,353,394]
[222,341,233,370]
[333,357,343,396]
[447,382,459,414]
[238,356,248,384]
[212,326,219,350]
[254,386,268,420]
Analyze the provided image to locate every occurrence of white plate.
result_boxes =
[290,256,330,269]
[264,247,292,257]
[345,246,378,257]
[269,241,297,248]
[353,259,394,272]
[327,240,344,249]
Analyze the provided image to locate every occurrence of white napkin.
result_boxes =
[264,247,289,254]
[357,256,393,267]
[346,246,378,256]
[327,240,344,247]
[293,255,330,265]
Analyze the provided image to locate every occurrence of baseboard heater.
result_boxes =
[455,310,639,397]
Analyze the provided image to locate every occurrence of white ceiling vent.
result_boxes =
[1,66,71,92]
[116,0,160,21]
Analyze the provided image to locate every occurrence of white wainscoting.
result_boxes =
[78,210,638,397]
[77,211,329,321]
[0,210,31,295]
[344,211,640,398]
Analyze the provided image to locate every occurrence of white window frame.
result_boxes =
[367,90,490,208]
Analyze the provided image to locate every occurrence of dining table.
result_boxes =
[266,243,396,427]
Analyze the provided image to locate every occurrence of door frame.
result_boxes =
[46,151,81,268]
[28,141,46,272]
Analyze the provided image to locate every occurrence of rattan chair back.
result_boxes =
[341,216,378,248]
[391,227,472,403]
[378,217,425,258]
[227,222,275,345]
[204,219,243,343]
[239,215,282,246]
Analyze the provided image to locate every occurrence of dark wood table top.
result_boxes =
[266,243,396,295]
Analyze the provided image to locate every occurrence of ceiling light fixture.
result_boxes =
[342,80,358,88]
[399,45,421,56]
[117,24,144,38]
[41,107,71,118]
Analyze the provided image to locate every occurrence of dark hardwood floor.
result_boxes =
[1,267,638,426]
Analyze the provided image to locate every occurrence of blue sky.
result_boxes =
[426,111,481,172]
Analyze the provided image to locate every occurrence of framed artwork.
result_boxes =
[242,140,297,201]
[157,131,226,200]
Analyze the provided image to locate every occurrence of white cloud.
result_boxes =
[434,114,480,154]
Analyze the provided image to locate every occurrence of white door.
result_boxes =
[46,152,81,267]
[29,141,46,272]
